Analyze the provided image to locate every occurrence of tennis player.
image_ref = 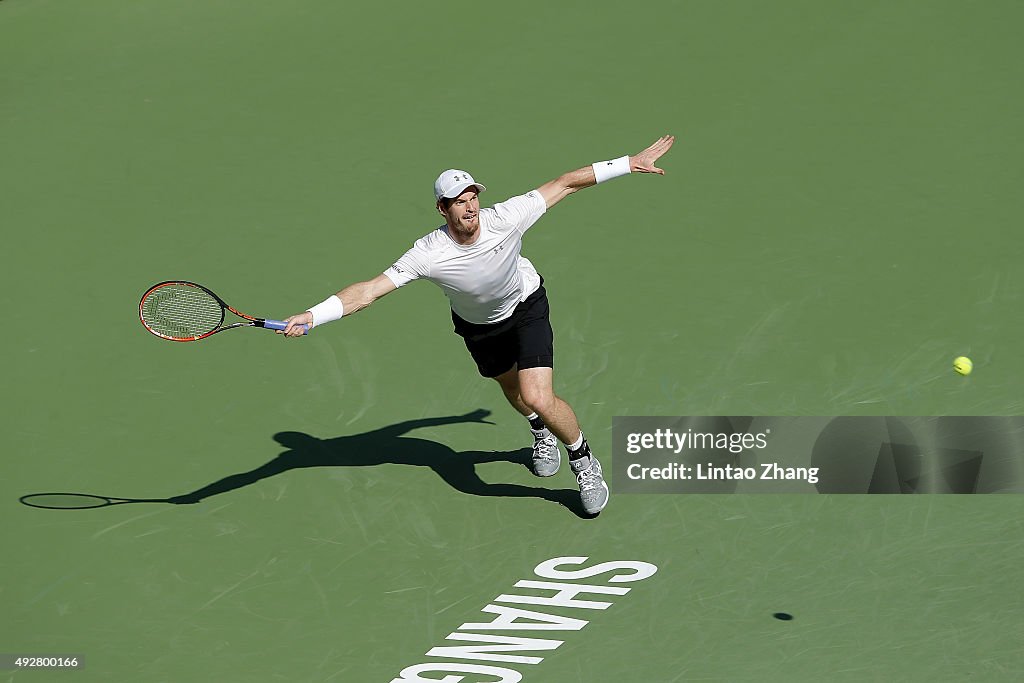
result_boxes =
[282,135,675,515]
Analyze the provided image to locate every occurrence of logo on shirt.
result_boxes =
[493,244,504,255]
[390,263,405,274]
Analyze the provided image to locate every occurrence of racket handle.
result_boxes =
[263,319,309,335]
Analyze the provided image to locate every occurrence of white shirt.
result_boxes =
[383,190,547,324]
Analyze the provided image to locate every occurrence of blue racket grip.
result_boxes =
[263,319,309,335]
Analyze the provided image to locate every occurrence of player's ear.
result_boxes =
[436,199,447,216]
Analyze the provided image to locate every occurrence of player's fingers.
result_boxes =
[636,162,665,174]
[651,135,674,155]
[637,135,673,161]
[652,138,673,156]
[645,136,670,153]
[282,314,307,336]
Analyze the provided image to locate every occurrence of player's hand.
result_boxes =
[630,134,675,175]
[281,311,313,337]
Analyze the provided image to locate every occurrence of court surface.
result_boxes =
[2,1,1023,681]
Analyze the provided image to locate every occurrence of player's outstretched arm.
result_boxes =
[281,273,397,337]
[537,134,675,209]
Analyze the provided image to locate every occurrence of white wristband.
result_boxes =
[592,155,631,183]
[307,295,344,328]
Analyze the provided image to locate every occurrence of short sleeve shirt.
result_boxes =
[383,190,547,324]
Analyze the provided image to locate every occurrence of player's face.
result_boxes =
[439,187,481,239]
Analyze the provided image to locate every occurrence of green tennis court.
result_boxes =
[3,0,1022,680]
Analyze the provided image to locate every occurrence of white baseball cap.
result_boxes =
[434,169,486,201]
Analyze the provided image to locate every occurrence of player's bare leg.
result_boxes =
[517,367,609,514]
[493,366,532,417]
[493,366,560,478]
[515,367,581,444]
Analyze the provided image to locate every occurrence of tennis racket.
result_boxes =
[139,280,307,342]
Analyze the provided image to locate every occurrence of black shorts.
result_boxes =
[451,283,554,378]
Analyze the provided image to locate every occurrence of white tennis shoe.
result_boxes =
[530,434,561,477]
[570,454,609,515]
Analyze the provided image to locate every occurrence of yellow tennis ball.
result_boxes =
[953,356,973,375]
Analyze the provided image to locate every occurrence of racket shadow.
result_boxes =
[168,409,591,518]
[19,493,170,510]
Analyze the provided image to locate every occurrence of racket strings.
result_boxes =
[141,284,224,338]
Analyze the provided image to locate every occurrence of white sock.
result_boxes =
[526,412,550,438]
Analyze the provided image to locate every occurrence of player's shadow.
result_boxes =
[169,409,589,518]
